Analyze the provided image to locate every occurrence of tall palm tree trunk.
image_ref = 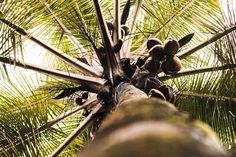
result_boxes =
[79,83,228,157]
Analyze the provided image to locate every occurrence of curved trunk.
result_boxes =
[79,84,228,157]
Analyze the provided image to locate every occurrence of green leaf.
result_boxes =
[0,10,4,19]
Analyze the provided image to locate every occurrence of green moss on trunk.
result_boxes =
[79,98,228,157]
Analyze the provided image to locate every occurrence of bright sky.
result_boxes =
[0,42,45,92]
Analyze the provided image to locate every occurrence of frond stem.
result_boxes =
[113,0,122,62]
[113,0,121,44]
[177,25,236,59]
[43,2,93,66]
[0,18,101,77]
[0,57,105,91]
[177,91,236,102]
[71,6,104,72]
[92,0,123,83]
[122,0,143,58]
[0,98,99,151]
[158,64,236,81]
[51,103,103,157]
[38,96,99,131]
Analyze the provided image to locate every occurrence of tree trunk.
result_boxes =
[79,83,228,157]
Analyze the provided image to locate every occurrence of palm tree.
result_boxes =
[0,0,235,156]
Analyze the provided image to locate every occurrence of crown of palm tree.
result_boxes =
[0,0,235,156]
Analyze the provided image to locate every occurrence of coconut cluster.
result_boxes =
[144,77,176,103]
[62,24,192,105]
[118,37,185,103]
[75,92,89,105]
[146,38,182,74]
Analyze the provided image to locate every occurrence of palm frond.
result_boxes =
[177,25,236,59]
[51,103,102,157]
[0,72,90,156]
[159,64,236,81]
[0,18,101,76]
[0,0,235,155]
[0,56,105,92]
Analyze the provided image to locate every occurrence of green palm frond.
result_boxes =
[0,0,235,156]
[0,72,90,156]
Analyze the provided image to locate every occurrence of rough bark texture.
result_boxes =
[115,82,148,103]
[79,98,228,157]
